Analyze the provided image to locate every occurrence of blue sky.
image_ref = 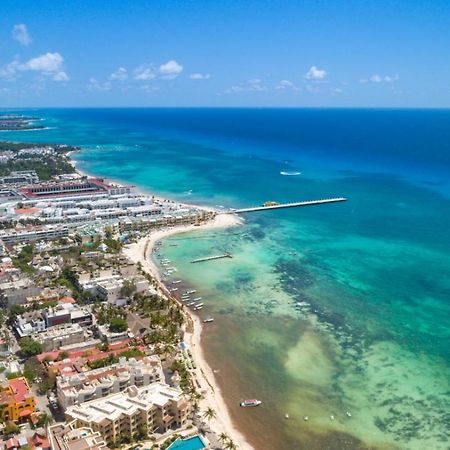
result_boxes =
[1,0,449,107]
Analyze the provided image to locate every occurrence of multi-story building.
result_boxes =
[65,382,191,444]
[48,420,109,450]
[0,377,36,422]
[14,310,46,337]
[0,277,40,307]
[0,170,39,186]
[95,275,150,306]
[31,323,86,352]
[57,356,163,410]
[42,303,93,328]
[0,225,69,244]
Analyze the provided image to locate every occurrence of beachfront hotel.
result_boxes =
[57,356,164,410]
[64,382,191,443]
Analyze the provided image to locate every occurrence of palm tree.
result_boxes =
[37,411,53,428]
[218,432,230,445]
[203,407,217,424]
[224,440,237,450]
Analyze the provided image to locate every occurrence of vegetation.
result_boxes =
[19,337,43,356]
[203,406,217,423]
[0,155,75,181]
[12,244,35,274]
[120,279,136,298]
[36,412,53,428]
[109,316,128,333]
[3,421,19,436]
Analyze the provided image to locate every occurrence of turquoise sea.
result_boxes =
[2,108,450,450]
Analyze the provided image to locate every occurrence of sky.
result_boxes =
[0,0,449,107]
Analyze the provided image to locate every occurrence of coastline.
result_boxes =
[123,213,255,450]
[70,146,252,448]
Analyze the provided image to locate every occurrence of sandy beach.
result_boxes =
[123,213,255,450]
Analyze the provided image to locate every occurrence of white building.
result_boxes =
[31,323,86,352]
[57,356,163,410]
[65,382,191,444]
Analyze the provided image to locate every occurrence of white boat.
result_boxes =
[240,399,262,407]
[187,301,196,307]
[193,297,202,302]
[194,303,204,308]
[280,171,301,176]
[172,280,182,284]
[194,305,203,311]
[203,318,214,323]
[170,288,178,292]
[185,290,196,294]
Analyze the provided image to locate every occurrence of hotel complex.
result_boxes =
[65,383,191,444]
[57,356,164,410]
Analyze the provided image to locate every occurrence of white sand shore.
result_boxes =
[123,213,255,450]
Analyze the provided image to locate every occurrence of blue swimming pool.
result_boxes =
[166,435,207,450]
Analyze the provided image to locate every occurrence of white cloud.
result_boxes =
[133,65,156,81]
[369,74,382,83]
[110,67,128,81]
[384,74,400,83]
[189,73,210,80]
[159,60,183,79]
[247,78,265,91]
[25,52,64,73]
[53,71,69,82]
[0,52,68,82]
[88,77,111,91]
[0,59,21,80]
[12,24,32,46]
[225,78,267,93]
[275,79,299,91]
[360,73,400,84]
[330,87,343,95]
[304,65,327,81]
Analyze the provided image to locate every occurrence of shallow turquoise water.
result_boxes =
[2,108,449,449]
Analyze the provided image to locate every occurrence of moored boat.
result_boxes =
[240,399,262,407]
[203,317,214,323]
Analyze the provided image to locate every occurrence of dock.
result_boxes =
[230,197,347,214]
[191,252,233,263]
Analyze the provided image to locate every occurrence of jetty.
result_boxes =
[230,197,347,214]
[191,252,233,263]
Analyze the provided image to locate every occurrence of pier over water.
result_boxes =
[229,197,347,214]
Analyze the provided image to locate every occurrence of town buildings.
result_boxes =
[56,356,163,410]
[0,377,36,422]
[31,323,87,352]
[48,420,109,450]
[65,382,191,444]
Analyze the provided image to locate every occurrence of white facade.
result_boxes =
[57,356,163,410]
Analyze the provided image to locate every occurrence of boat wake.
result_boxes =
[280,171,302,176]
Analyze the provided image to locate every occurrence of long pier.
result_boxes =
[191,253,233,263]
[230,197,347,214]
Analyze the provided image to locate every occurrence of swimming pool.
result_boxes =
[166,435,207,450]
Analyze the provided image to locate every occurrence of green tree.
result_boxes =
[36,412,53,428]
[203,407,216,423]
[19,337,43,356]
[3,421,20,436]
[120,280,136,298]
[109,317,128,333]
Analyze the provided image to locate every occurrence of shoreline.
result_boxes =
[69,146,253,448]
[123,213,255,450]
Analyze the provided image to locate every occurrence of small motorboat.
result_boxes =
[240,399,262,407]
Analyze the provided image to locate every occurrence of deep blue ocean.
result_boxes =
[2,108,450,450]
